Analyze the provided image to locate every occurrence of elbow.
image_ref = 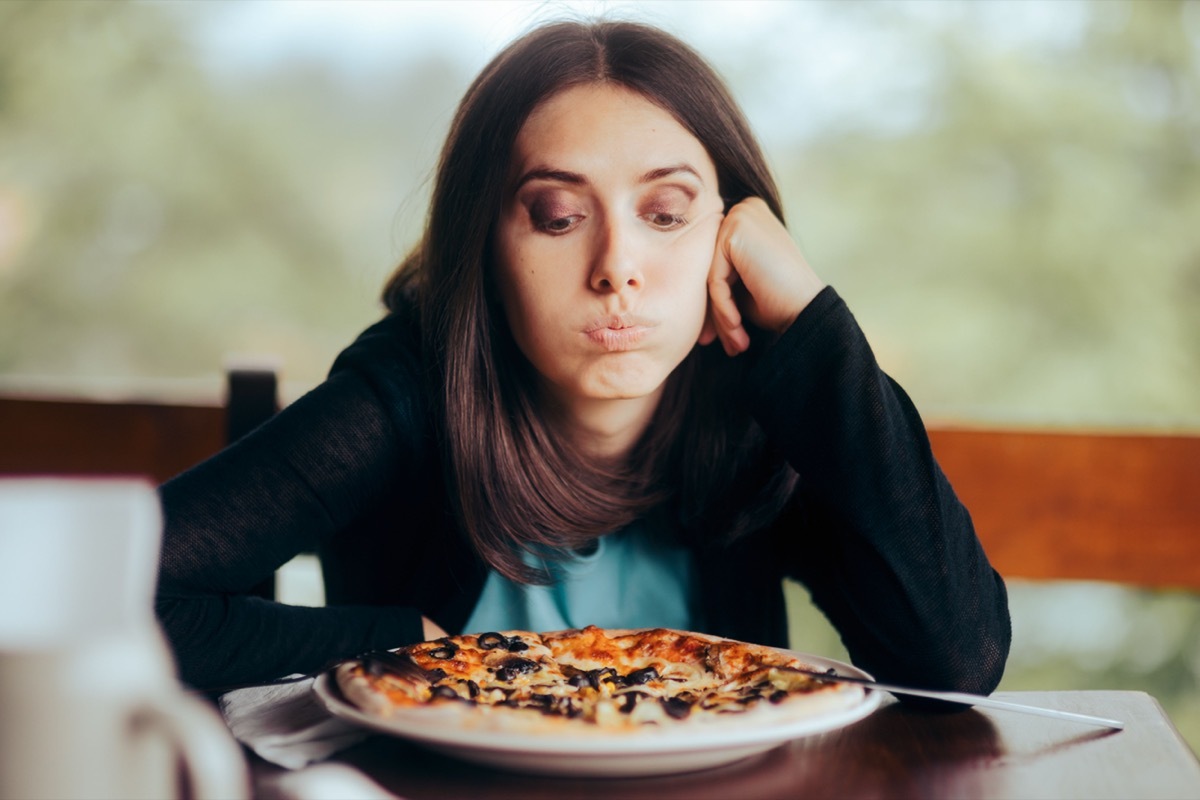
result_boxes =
[919,568,1014,696]
[917,593,1013,697]
[857,595,1013,698]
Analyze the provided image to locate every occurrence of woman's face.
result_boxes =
[494,83,724,417]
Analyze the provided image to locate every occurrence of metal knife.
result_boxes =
[792,668,1125,730]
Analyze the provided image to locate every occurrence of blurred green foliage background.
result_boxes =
[1,0,1196,751]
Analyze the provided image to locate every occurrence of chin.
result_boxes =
[581,368,669,401]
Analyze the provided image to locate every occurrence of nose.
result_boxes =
[588,216,643,294]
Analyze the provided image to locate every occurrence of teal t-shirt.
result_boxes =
[462,519,698,634]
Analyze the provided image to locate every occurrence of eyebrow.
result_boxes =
[513,163,705,191]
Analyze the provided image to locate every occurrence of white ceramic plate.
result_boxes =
[313,650,882,778]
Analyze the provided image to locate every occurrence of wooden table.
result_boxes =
[252,691,1200,800]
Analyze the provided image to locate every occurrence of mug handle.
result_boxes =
[133,692,250,800]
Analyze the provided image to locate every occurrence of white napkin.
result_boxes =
[256,764,400,800]
[218,677,369,770]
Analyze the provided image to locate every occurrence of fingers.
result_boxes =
[698,309,718,346]
[706,241,751,356]
[703,197,824,352]
[422,616,448,641]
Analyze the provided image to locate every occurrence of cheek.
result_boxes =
[665,233,716,301]
[669,236,718,340]
[493,258,523,328]
[667,214,719,275]
[493,242,536,346]
[494,251,569,364]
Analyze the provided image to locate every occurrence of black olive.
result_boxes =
[506,639,529,652]
[572,669,605,690]
[477,632,507,650]
[626,666,659,685]
[528,693,554,706]
[769,690,788,704]
[425,668,448,683]
[430,685,459,700]
[495,657,541,682]
[426,638,459,660]
[592,667,624,688]
[618,691,648,713]
[660,696,692,720]
[465,680,480,699]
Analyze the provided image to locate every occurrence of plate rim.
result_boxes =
[313,647,882,758]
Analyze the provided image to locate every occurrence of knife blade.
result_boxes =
[791,668,1125,730]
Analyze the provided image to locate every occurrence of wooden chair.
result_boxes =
[224,367,280,449]
[928,427,1200,591]
[223,367,281,598]
[0,365,282,597]
[0,393,225,484]
[0,367,278,484]
[2,380,1197,592]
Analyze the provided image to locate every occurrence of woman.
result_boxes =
[156,20,1010,695]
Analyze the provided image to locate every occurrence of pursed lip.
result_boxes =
[583,314,657,351]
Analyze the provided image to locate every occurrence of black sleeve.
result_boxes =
[155,313,429,691]
[747,286,1011,695]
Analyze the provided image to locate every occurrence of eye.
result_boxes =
[643,211,687,231]
[537,214,583,235]
[527,195,584,235]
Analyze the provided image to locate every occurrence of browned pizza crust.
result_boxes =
[334,626,859,730]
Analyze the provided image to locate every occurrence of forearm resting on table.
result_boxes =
[156,593,427,690]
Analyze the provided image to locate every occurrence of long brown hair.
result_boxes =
[383,20,797,583]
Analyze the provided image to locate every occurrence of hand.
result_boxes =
[700,197,825,356]
[422,616,448,641]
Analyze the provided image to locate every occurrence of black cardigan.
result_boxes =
[156,287,1011,693]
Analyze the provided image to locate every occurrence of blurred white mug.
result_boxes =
[0,477,249,800]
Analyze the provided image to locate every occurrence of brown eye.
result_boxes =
[528,195,583,235]
[541,215,581,233]
[643,211,686,230]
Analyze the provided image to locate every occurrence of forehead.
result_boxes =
[510,83,716,181]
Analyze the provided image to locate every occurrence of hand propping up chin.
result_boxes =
[699,197,826,356]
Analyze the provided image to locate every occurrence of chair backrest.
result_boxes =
[929,427,1200,591]
[0,367,284,599]
[0,369,279,483]
[0,395,225,484]
[2,385,1196,591]
[223,366,281,598]
[225,367,280,446]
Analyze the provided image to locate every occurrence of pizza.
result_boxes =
[333,626,862,732]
